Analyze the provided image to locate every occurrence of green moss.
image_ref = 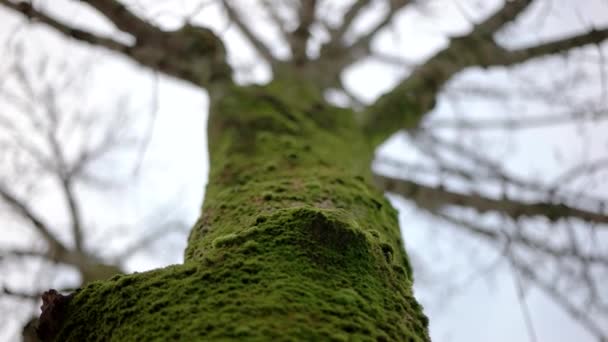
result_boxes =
[211,233,240,248]
[55,75,429,341]
[58,207,427,341]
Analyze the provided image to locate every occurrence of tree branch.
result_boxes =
[486,27,608,67]
[0,248,50,260]
[363,1,608,146]
[78,0,160,38]
[469,0,532,35]
[114,220,187,261]
[328,0,371,44]
[346,0,411,59]
[319,0,412,74]
[362,0,534,144]
[430,209,608,339]
[425,108,608,130]
[432,211,608,267]
[60,178,84,252]
[221,0,276,64]
[429,210,608,340]
[291,0,317,63]
[0,185,67,254]
[2,286,40,300]
[508,253,608,341]
[40,86,86,253]
[0,2,232,86]
[0,1,129,53]
[373,173,608,225]
[260,0,289,42]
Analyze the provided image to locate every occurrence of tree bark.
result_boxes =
[46,73,429,341]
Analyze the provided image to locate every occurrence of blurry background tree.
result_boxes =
[0,41,190,340]
[0,0,607,341]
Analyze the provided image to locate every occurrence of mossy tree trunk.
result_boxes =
[49,72,429,341]
[4,1,608,341]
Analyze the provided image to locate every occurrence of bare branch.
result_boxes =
[425,108,608,130]
[417,132,608,207]
[60,178,84,252]
[552,157,608,187]
[362,0,534,144]
[0,1,129,53]
[2,286,39,301]
[43,126,85,255]
[0,185,66,254]
[362,1,608,147]
[429,209,607,339]
[0,248,49,260]
[471,0,532,35]
[221,0,276,64]
[260,0,290,42]
[486,27,608,67]
[114,220,188,261]
[328,0,371,44]
[436,211,608,268]
[369,51,417,69]
[510,265,539,342]
[78,0,160,38]
[346,0,411,57]
[509,253,608,341]
[291,0,317,63]
[373,173,608,225]
[0,2,232,86]
[2,286,77,301]
[320,0,412,73]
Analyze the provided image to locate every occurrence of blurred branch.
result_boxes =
[425,108,608,130]
[327,0,371,44]
[433,211,607,267]
[362,0,534,144]
[369,51,417,69]
[0,1,232,86]
[510,265,538,342]
[345,0,412,59]
[41,93,85,252]
[131,71,159,176]
[485,27,608,67]
[114,220,188,261]
[0,185,66,254]
[421,205,608,340]
[469,0,532,35]
[374,173,608,225]
[2,286,40,301]
[418,132,608,206]
[78,0,160,37]
[509,251,608,341]
[319,0,412,74]
[0,248,50,260]
[0,1,129,53]
[291,0,317,63]
[552,157,608,186]
[221,0,276,64]
[60,178,84,252]
[365,0,608,145]
[260,0,289,39]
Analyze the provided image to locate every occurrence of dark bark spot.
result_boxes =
[37,289,75,341]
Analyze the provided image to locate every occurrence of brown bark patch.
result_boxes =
[37,289,75,341]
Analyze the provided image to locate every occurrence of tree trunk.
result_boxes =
[49,74,429,341]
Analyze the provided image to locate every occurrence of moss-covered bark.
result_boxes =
[51,75,429,341]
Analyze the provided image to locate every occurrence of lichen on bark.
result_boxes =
[52,75,430,341]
